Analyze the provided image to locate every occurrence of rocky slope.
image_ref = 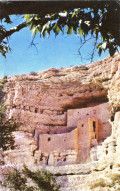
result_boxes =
[0,52,120,190]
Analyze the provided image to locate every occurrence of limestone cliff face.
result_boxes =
[0,53,120,190]
[4,53,119,133]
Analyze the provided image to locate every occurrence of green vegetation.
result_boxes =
[0,77,17,151]
[0,117,17,151]
[24,3,119,59]
[0,1,119,60]
[3,168,34,191]
[30,71,38,76]
[0,76,8,87]
[3,165,60,191]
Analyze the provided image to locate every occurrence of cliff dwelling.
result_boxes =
[3,53,119,167]
[0,53,120,191]
[5,78,112,166]
[38,102,111,165]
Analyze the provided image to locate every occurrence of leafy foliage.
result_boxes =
[3,168,34,191]
[23,165,60,191]
[0,77,17,151]
[3,165,61,191]
[0,76,8,88]
[0,2,119,59]
[24,3,119,58]
[0,17,12,58]
[0,42,11,58]
[0,103,17,151]
[0,118,17,151]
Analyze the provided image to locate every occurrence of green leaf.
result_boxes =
[72,11,76,18]
[30,23,35,31]
[55,25,61,35]
[67,26,73,35]
[65,26,69,32]
[52,23,62,36]
[58,24,63,33]
[43,29,47,39]
[98,48,102,56]
[96,43,102,49]
[52,23,57,30]
[78,27,83,36]
[24,14,31,20]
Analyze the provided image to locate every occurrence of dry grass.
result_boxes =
[90,179,110,189]
[90,173,120,190]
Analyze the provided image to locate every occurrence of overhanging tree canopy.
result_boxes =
[0,1,120,60]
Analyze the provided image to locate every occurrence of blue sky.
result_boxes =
[0,15,109,78]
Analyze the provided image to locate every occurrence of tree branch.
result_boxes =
[90,36,98,62]
[0,1,104,18]
[28,35,38,54]
[77,36,96,62]
[0,22,27,42]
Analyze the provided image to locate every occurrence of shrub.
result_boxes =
[0,104,17,151]
[23,165,60,191]
[0,76,8,88]
[0,120,17,151]
[3,168,34,191]
[30,72,37,76]
[3,165,61,191]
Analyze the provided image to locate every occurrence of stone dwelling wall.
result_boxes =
[39,118,99,164]
[34,125,71,141]
[77,119,90,162]
[67,102,111,142]
[76,118,98,163]
[39,128,78,153]
[77,119,89,149]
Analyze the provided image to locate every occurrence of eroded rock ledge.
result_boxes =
[4,53,119,131]
[0,53,120,190]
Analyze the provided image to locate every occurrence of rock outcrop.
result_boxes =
[0,52,120,190]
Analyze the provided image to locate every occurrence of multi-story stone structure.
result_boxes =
[37,102,111,165]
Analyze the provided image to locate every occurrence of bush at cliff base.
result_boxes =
[3,165,61,191]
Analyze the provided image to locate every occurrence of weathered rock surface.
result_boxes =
[4,53,120,133]
[0,52,120,190]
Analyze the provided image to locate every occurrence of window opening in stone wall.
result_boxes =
[106,150,108,155]
[111,115,114,122]
[82,124,84,127]
[35,108,38,113]
[110,164,113,169]
[95,134,96,139]
[93,121,96,132]
[48,138,51,141]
